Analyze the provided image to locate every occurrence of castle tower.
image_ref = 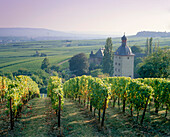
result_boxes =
[113,35,135,78]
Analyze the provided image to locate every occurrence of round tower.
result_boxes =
[113,35,135,78]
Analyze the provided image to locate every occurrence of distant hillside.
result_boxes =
[0,28,73,37]
[0,28,112,40]
[136,31,170,37]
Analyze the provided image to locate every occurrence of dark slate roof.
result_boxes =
[115,45,134,56]
[95,48,104,58]
[115,35,134,56]
[121,35,127,41]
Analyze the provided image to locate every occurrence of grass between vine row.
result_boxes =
[0,97,169,136]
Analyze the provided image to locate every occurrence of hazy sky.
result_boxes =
[0,0,170,35]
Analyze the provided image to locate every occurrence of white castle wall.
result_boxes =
[113,55,134,79]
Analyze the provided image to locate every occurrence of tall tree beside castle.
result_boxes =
[149,37,153,54]
[145,37,153,55]
[145,38,149,55]
[102,37,114,76]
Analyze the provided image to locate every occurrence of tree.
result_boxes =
[131,45,142,53]
[145,38,149,55]
[153,41,159,52]
[102,37,114,76]
[149,37,153,54]
[41,57,50,72]
[51,65,61,72]
[145,37,153,55]
[69,53,89,76]
[138,49,170,78]
[134,57,142,78]
[33,69,50,93]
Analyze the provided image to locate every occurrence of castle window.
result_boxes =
[119,57,121,59]
[127,57,129,59]
[118,63,120,66]
[115,68,117,71]
[118,69,120,72]
[115,62,117,65]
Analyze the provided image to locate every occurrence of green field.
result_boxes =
[0,36,170,73]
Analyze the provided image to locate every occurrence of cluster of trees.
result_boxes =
[41,57,70,80]
[138,49,170,78]
[68,37,169,79]
[69,38,114,77]
[137,37,169,78]
[145,37,160,55]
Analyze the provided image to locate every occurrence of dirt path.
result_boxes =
[61,99,105,136]
[7,98,54,137]
[2,97,168,137]
[57,59,69,66]
[0,101,9,136]
[5,98,108,137]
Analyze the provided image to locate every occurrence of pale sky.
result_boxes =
[0,0,170,35]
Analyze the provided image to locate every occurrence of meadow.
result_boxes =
[0,36,170,73]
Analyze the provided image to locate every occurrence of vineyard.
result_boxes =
[63,76,169,125]
[0,76,40,130]
[0,75,170,136]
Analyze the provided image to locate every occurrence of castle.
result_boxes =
[89,35,135,78]
[113,35,135,78]
[89,48,105,65]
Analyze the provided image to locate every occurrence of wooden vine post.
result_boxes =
[58,95,61,127]
[118,98,120,109]
[123,98,126,113]
[101,98,107,127]
[113,96,117,108]
[98,109,101,122]
[79,96,80,104]
[9,97,14,130]
[140,95,150,125]
[165,105,168,117]
[130,101,133,116]
[29,91,31,100]
[87,98,89,109]
[90,101,92,112]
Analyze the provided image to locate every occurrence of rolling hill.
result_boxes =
[0,28,113,40]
